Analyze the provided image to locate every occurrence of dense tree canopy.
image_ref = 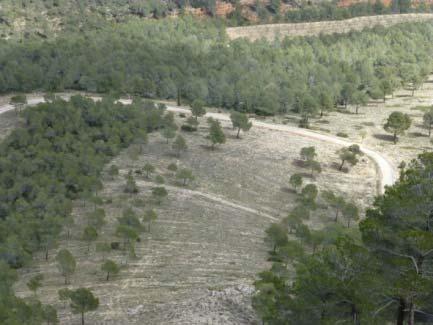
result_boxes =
[254,153,433,324]
[0,20,432,116]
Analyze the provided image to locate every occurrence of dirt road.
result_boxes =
[0,95,397,194]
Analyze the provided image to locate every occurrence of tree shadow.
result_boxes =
[280,186,297,194]
[373,133,395,142]
[331,162,349,173]
[409,132,428,138]
[292,159,307,168]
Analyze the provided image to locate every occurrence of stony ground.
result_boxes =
[13,113,376,324]
[7,75,433,323]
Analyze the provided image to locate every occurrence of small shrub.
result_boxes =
[110,242,120,250]
[179,113,186,118]
[132,198,146,207]
[336,132,349,138]
[155,175,165,184]
[181,124,197,132]
[167,163,178,172]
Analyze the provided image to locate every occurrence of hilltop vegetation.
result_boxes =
[1,20,432,117]
[1,0,433,39]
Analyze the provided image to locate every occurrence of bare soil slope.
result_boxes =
[226,13,433,40]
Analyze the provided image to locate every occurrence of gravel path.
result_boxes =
[0,95,397,194]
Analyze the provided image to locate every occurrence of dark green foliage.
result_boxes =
[27,274,44,295]
[230,111,252,138]
[254,153,433,324]
[384,111,412,143]
[0,22,432,116]
[0,96,162,321]
[67,288,99,325]
[337,144,363,171]
[152,187,168,204]
[124,174,139,193]
[101,259,120,281]
[208,118,226,149]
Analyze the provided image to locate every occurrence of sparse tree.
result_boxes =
[124,173,139,193]
[172,135,187,157]
[289,174,303,193]
[337,144,362,171]
[27,274,44,296]
[95,242,111,260]
[176,168,194,186]
[307,160,322,177]
[191,99,206,121]
[68,288,99,325]
[143,163,155,178]
[58,288,71,308]
[301,184,318,204]
[322,190,346,222]
[318,91,334,117]
[423,108,433,137]
[161,127,176,144]
[230,111,252,138]
[142,209,158,232]
[82,226,98,253]
[115,225,138,250]
[42,304,58,325]
[265,223,288,253]
[152,186,168,204]
[300,146,316,162]
[384,111,411,144]
[101,260,120,281]
[56,249,76,285]
[10,94,27,115]
[342,202,359,227]
[167,163,178,172]
[208,118,226,150]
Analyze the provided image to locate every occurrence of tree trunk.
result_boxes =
[106,272,110,281]
[393,132,397,144]
[45,248,49,261]
[396,297,406,325]
[339,160,345,171]
[236,128,241,138]
[356,105,359,114]
[335,209,339,223]
[177,88,181,106]
[408,302,415,325]
[429,127,431,137]
[81,312,85,325]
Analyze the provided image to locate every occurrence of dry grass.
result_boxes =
[13,115,375,324]
[226,13,433,41]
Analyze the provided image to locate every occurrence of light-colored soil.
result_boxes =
[13,114,376,324]
[300,77,433,173]
[226,13,433,41]
[4,75,432,323]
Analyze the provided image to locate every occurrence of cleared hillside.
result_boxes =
[226,13,433,40]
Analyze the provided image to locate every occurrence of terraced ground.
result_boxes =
[226,13,433,40]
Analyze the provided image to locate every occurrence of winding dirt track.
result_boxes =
[0,95,397,194]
